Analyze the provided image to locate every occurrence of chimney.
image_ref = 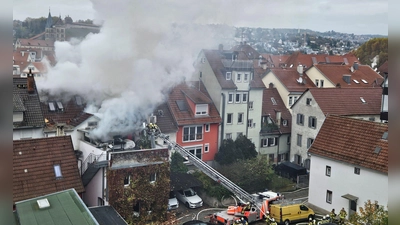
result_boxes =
[353,62,359,70]
[297,64,304,76]
[262,63,267,70]
[258,55,262,67]
[218,44,223,51]
[21,51,24,56]
[56,123,66,136]
[276,111,281,128]
[269,82,274,89]
[27,69,35,94]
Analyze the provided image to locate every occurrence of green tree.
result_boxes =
[215,135,257,165]
[234,134,257,160]
[348,200,388,225]
[170,152,188,173]
[353,37,388,69]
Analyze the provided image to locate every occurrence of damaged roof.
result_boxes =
[153,102,178,134]
[109,148,169,170]
[308,115,388,174]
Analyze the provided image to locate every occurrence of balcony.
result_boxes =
[260,123,279,133]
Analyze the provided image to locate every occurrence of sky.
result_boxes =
[13,0,388,35]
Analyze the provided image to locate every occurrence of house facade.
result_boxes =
[308,115,388,218]
[195,45,265,153]
[290,87,382,169]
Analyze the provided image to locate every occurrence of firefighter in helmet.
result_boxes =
[308,217,314,225]
[270,218,277,225]
[265,211,272,224]
[329,209,336,223]
[339,207,347,224]
[233,219,241,225]
[240,217,248,225]
[241,202,251,214]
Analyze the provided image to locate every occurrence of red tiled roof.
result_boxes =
[153,103,178,134]
[262,88,292,134]
[13,50,30,69]
[268,68,317,92]
[230,44,261,60]
[18,38,55,47]
[313,64,383,87]
[284,52,359,68]
[260,54,291,68]
[31,62,47,73]
[377,61,388,74]
[13,136,85,204]
[308,115,388,174]
[306,87,382,115]
[168,81,221,126]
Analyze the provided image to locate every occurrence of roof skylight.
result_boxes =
[361,79,368,84]
[360,97,366,104]
[353,79,359,84]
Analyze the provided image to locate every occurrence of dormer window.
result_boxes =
[236,73,242,82]
[226,72,231,80]
[195,104,208,115]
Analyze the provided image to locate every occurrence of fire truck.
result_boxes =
[147,123,282,225]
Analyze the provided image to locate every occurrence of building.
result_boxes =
[166,81,221,164]
[290,87,382,169]
[305,63,384,88]
[14,38,55,51]
[308,115,388,218]
[151,102,178,153]
[88,206,128,225]
[13,136,85,206]
[282,51,359,69]
[13,74,45,140]
[259,86,292,162]
[380,72,388,122]
[195,44,265,152]
[45,11,66,42]
[107,148,170,224]
[14,189,98,225]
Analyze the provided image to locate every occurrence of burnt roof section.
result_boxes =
[230,43,261,60]
[313,64,384,87]
[170,172,203,191]
[308,115,388,174]
[13,77,45,129]
[168,81,221,126]
[89,206,128,225]
[267,68,317,92]
[13,136,85,204]
[109,148,169,170]
[301,87,382,116]
[153,102,178,134]
[262,88,292,134]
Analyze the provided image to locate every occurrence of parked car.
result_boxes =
[270,203,315,225]
[168,191,179,210]
[182,220,213,225]
[175,188,203,209]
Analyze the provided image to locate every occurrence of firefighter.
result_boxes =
[339,207,347,224]
[240,217,248,225]
[270,218,277,225]
[241,202,251,214]
[329,209,336,223]
[318,215,329,224]
[233,219,241,225]
[308,217,313,225]
[265,211,272,224]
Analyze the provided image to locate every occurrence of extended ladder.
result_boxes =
[157,132,257,205]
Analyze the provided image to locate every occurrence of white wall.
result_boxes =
[83,167,107,207]
[308,155,388,218]
[262,72,290,109]
[13,128,44,140]
[305,67,335,88]
[13,112,23,123]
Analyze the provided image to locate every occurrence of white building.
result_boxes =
[290,87,382,169]
[308,115,388,218]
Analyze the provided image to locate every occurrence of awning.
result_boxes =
[342,194,358,201]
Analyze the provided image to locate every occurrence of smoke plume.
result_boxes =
[37,0,237,140]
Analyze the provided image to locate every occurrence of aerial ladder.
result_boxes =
[146,123,281,224]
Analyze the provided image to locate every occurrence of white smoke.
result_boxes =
[37,0,239,140]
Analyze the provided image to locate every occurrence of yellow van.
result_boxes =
[270,203,315,225]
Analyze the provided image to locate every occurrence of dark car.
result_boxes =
[182,220,213,225]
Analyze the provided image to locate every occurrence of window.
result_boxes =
[226,133,232,139]
[294,154,302,165]
[369,117,375,121]
[228,93,234,103]
[244,73,249,82]
[326,166,331,176]
[297,114,304,125]
[124,175,130,186]
[315,79,319,87]
[205,124,210,132]
[238,113,244,124]
[235,93,241,103]
[289,96,293,106]
[307,138,314,148]
[354,167,360,175]
[54,164,62,178]
[227,113,233,124]
[248,101,254,110]
[183,125,203,142]
[326,190,333,203]
[261,137,278,147]
[297,134,302,147]
[308,116,317,129]
[306,98,312,105]
[150,173,157,183]
[237,73,242,82]
[204,144,209,152]
[242,93,248,103]
[188,146,202,159]
[320,80,324,87]
[195,104,208,115]
[247,119,254,128]
[294,96,298,103]
[237,132,243,138]
[226,72,231,80]
[271,97,277,105]
[282,119,288,126]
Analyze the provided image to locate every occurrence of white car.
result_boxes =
[168,191,179,210]
[175,188,203,209]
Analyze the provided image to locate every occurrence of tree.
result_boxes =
[215,135,257,165]
[353,37,388,69]
[170,152,188,173]
[348,200,388,225]
[235,134,257,160]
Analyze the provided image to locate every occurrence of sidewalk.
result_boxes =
[305,202,331,218]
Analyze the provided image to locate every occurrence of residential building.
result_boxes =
[14,38,55,51]
[166,81,221,164]
[45,11,66,42]
[380,72,388,122]
[262,66,316,112]
[20,62,47,78]
[290,87,382,169]
[152,102,178,157]
[14,189,98,225]
[195,44,265,152]
[107,148,170,224]
[305,63,384,88]
[13,136,85,206]
[283,51,359,69]
[88,206,128,225]
[259,86,292,163]
[308,115,388,219]
[13,75,45,140]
